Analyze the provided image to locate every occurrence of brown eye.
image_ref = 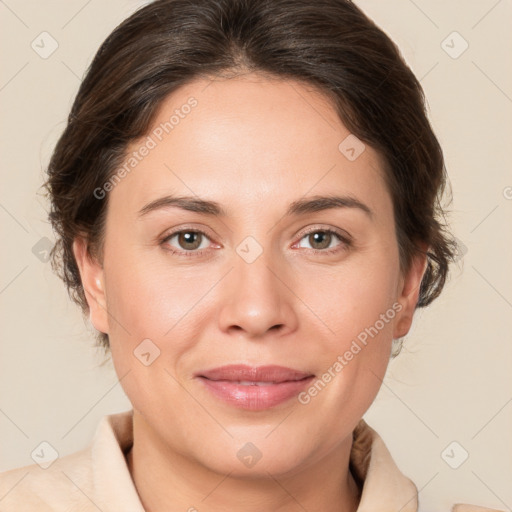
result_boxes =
[177,231,203,250]
[163,230,211,253]
[295,229,350,254]
[308,231,332,250]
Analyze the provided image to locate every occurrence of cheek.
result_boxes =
[298,252,400,405]
[103,258,199,414]
[103,253,206,340]
[309,251,400,343]
[102,250,220,400]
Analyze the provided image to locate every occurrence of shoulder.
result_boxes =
[0,446,93,511]
[0,409,138,512]
[355,420,506,512]
[450,506,505,512]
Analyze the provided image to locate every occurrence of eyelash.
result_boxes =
[160,226,352,258]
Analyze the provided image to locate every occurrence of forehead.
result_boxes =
[109,73,391,220]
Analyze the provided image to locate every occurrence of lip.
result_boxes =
[195,365,315,411]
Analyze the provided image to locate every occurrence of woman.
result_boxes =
[0,0,503,510]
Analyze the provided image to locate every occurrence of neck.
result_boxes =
[126,411,361,512]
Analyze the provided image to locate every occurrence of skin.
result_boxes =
[74,73,426,512]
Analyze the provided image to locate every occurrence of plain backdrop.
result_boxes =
[1,1,511,510]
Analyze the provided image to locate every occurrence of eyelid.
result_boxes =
[293,224,352,245]
[158,224,221,256]
[159,224,219,243]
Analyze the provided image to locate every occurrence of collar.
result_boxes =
[92,409,418,511]
[350,419,418,511]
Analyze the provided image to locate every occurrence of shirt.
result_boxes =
[0,409,503,511]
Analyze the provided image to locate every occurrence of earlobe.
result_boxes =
[393,249,428,339]
[72,238,109,334]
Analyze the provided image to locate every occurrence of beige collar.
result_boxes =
[92,410,418,511]
[350,419,418,511]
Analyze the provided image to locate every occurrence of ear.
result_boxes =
[393,247,428,339]
[72,237,109,334]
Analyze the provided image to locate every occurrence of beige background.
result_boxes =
[1,0,511,510]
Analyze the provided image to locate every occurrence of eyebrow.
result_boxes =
[138,195,226,217]
[137,194,373,219]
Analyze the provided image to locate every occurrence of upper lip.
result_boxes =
[197,365,314,383]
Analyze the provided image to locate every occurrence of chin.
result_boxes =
[201,454,306,480]
[187,433,314,480]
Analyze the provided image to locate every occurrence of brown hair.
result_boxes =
[45,0,456,350]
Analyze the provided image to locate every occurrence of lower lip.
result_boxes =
[198,376,315,410]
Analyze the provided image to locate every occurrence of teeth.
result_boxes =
[236,381,277,386]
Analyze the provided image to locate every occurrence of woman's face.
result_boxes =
[76,73,425,477]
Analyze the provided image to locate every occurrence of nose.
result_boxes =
[217,247,299,339]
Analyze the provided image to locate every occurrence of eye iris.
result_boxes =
[309,231,331,250]
[178,231,202,250]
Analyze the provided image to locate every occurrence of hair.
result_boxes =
[45,0,457,351]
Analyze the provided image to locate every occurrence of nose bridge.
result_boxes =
[217,237,297,337]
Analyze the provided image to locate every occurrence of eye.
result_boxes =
[295,228,351,253]
[162,230,212,253]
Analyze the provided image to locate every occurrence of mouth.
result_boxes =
[195,365,315,410]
